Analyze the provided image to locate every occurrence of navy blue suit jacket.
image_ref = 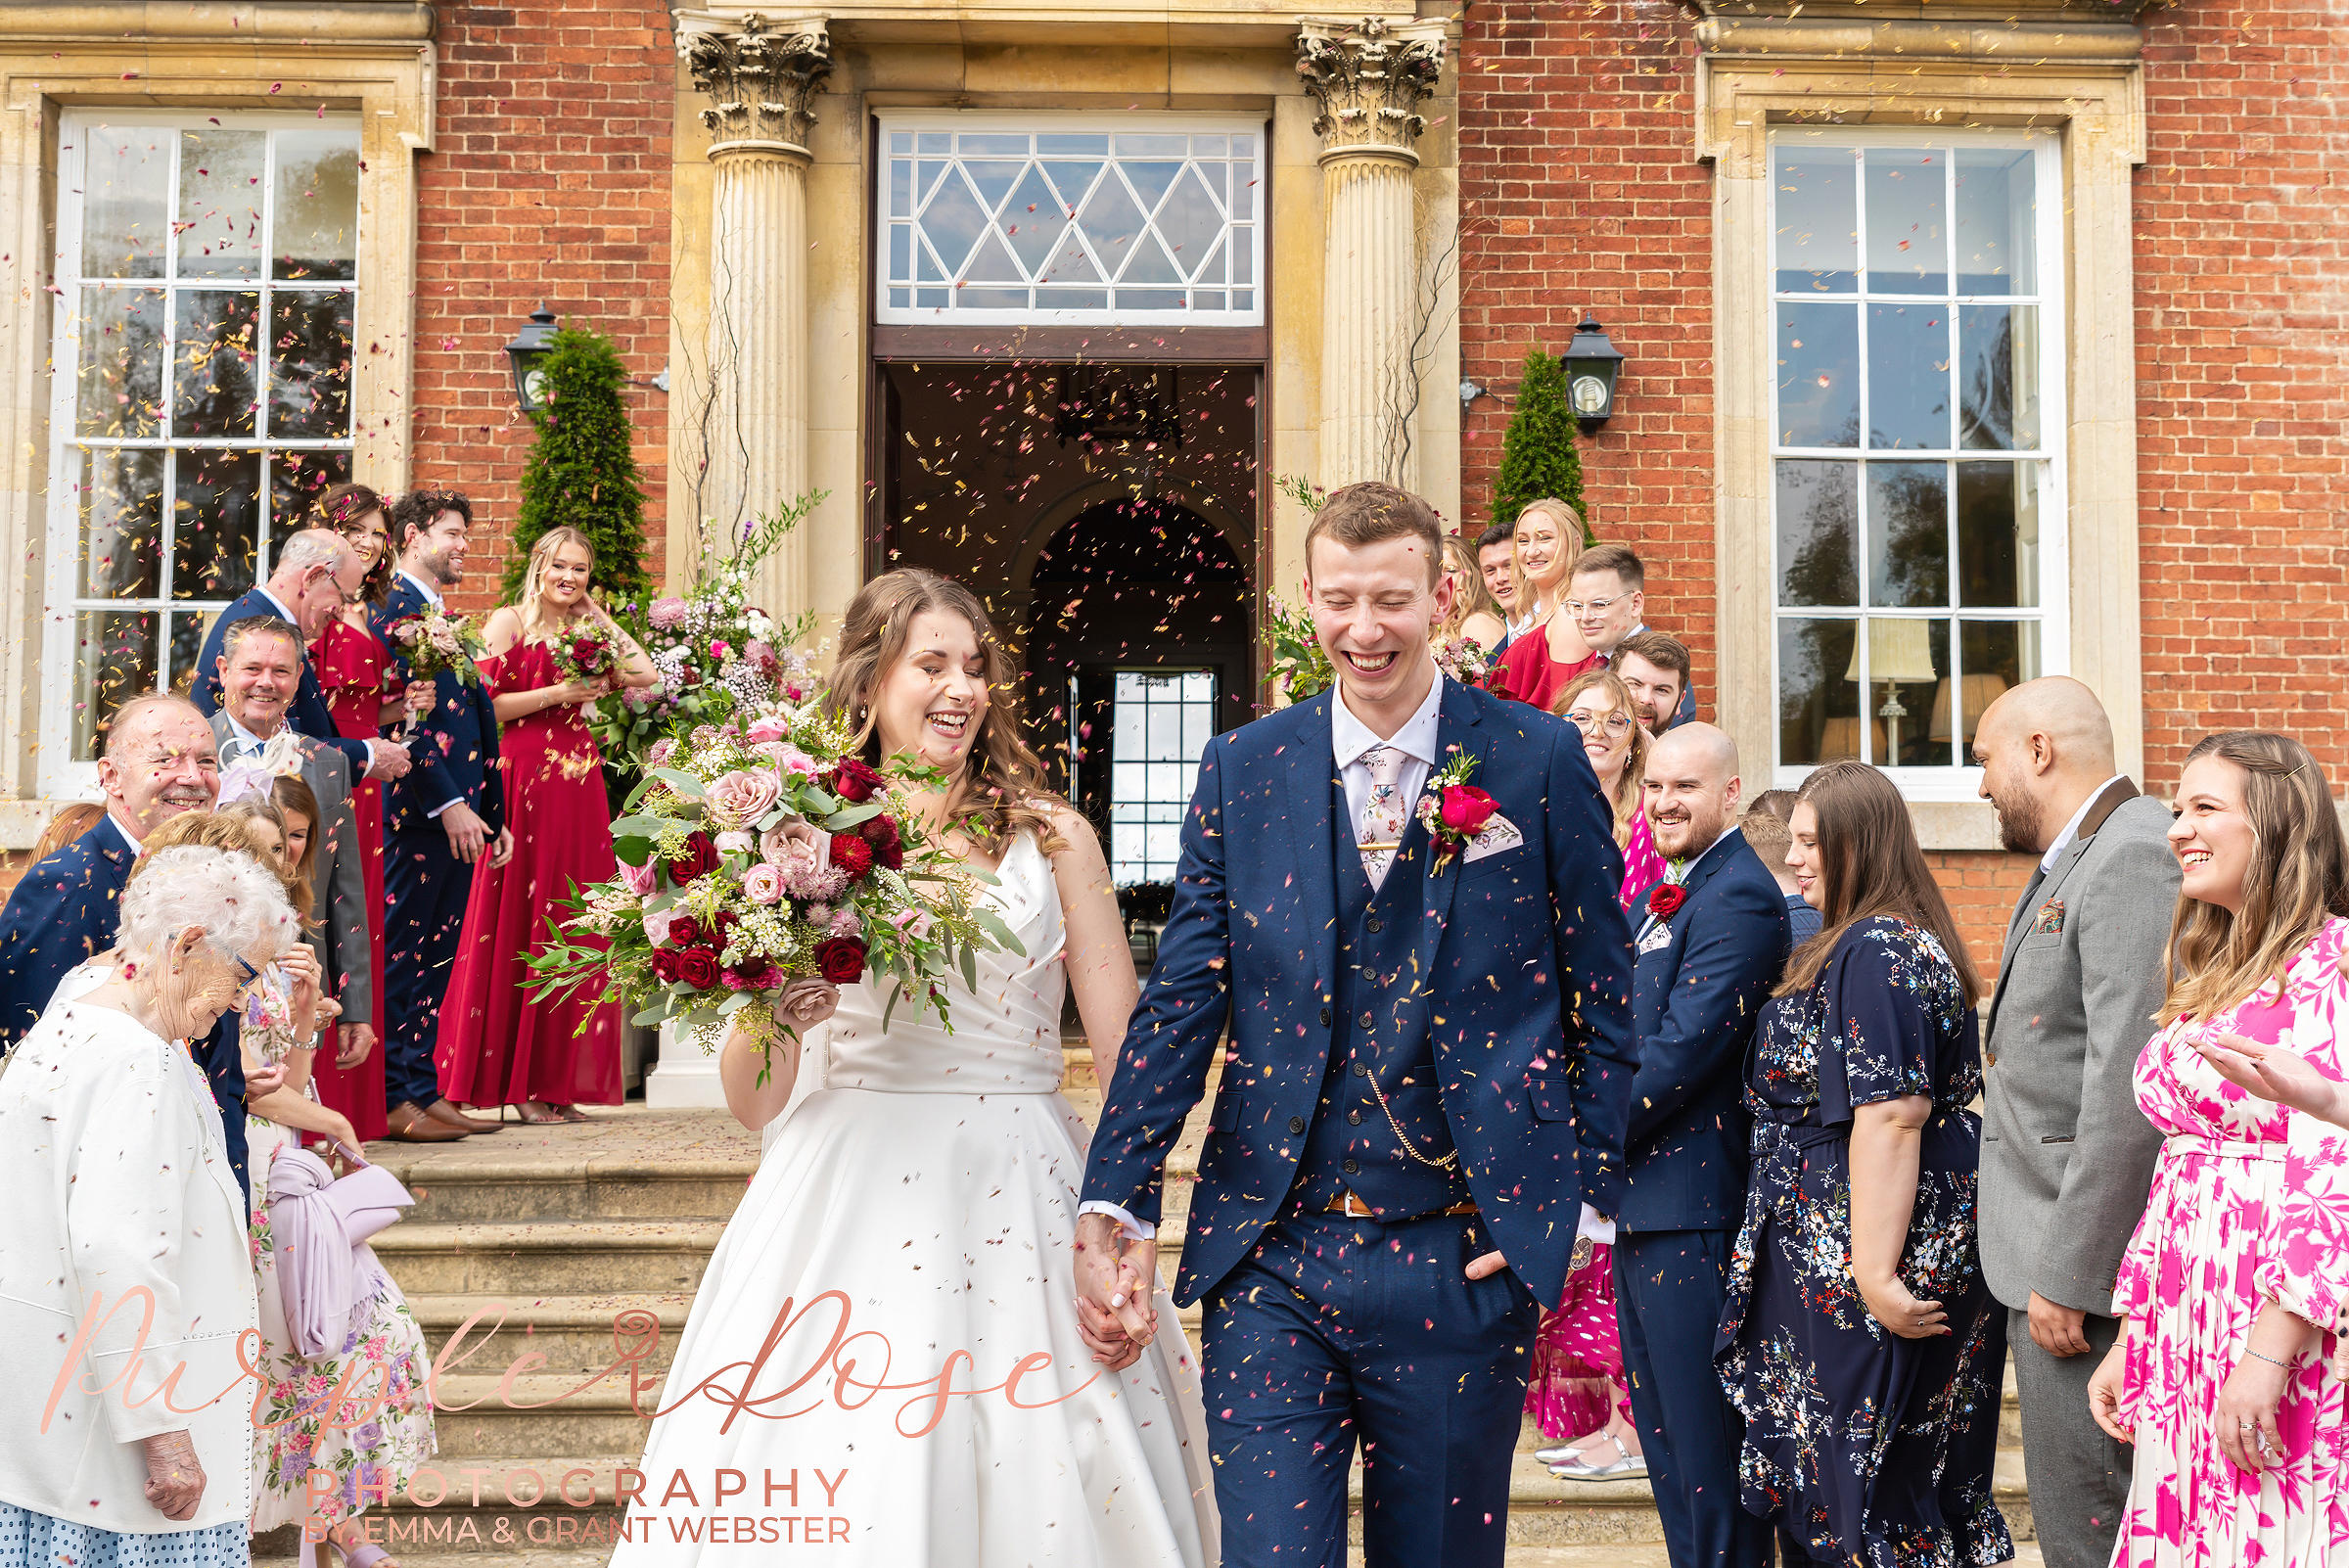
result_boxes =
[1618,830,1791,1232]
[1080,678,1638,1310]
[0,814,250,1194]
[371,576,505,840]
[191,587,371,776]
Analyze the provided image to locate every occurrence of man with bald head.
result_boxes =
[1601,723,1788,1568]
[1972,677,2174,1568]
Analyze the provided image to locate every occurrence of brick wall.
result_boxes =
[2134,0,2349,790]
[1932,851,2040,980]
[1455,0,1716,706]
[407,1,676,615]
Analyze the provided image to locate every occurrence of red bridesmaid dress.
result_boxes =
[434,637,622,1110]
[309,614,392,1143]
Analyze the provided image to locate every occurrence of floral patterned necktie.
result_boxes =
[1359,747,1407,893]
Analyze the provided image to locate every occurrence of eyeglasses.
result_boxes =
[1562,596,1627,618]
[1565,711,1635,738]
[230,953,265,1008]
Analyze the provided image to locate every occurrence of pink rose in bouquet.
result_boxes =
[620,856,658,897]
[705,767,782,830]
[742,863,784,905]
[715,830,755,856]
[744,714,790,745]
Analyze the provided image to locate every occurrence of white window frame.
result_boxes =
[1766,126,2068,802]
[41,108,362,798]
[873,111,1267,329]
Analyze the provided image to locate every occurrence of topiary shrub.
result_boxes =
[1491,348,1591,541]
[502,325,654,606]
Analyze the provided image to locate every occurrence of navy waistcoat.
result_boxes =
[1290,772,1470,1219]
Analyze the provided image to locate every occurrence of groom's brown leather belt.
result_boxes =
[1327,1190,1479,1220]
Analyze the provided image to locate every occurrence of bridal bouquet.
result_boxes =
[388,606,489,688]
[1434,632,1491,687]
[526,693,1020,1082]
[592,496,824,773]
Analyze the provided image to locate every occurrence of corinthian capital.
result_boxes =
[676,12,833,151]
[1295,16,1449,162]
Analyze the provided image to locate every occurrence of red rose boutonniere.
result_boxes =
[1414,753,1496,875]
[1646,882,1687,921]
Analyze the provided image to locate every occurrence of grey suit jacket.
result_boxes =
[209,714,373,1026]
[1979,780,2176,1317]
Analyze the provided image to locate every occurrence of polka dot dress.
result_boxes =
[0,1503,249,1568]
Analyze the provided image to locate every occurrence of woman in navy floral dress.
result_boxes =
[1714,761,2010,1568]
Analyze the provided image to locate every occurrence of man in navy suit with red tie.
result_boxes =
[1076,484,1637,1567]
[1610,723,1790,1568]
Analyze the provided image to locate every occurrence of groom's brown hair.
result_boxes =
[1305,483,1445,588]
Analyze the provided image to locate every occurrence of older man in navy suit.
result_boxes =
[371,488,509,1143]
[1605,723,1790,1568]
[0,693,280,1200]
[191,528,411,786]
[1077,483,1637,1568]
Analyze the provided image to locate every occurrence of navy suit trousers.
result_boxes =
[1200,1211,1539,1568]
[382,828,475,1109]
[1613,1230,1771,1568]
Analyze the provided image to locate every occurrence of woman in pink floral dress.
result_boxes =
[2087,730,2349,1568]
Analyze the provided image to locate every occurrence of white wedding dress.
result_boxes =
[616,832,1218,1566]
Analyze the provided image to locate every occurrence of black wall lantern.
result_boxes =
[503,303,559,414]
[1562,316,1626,434]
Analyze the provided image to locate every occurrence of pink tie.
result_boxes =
[1359,747,1408,893]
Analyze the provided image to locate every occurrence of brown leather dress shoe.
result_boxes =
[386,1100,468,1142]
[424,1097,503,1133]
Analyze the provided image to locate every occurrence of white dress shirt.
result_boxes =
[395,567,444,608]
[1082,666,1450,1244]
[2040,775,2130,874]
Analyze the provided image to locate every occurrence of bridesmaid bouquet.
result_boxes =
[549,620,620,685]
[525,693,1020,1084]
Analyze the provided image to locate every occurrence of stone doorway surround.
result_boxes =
[661,2,1467,644]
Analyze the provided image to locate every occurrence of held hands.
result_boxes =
[2087,1340,2133,1445]
[1073,1211,1158,1371]
[140,1430,206,1521]
[364,737,413,781]
[1857,1270,1949,1339]
[2193,1031,2349,1129]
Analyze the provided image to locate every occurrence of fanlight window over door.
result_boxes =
[876,114,1263,326]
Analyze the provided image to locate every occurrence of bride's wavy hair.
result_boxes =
[821,569,1066,854]
[2159,731,2349,1026]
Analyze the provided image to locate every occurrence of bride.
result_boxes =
[615,569,1218,1566]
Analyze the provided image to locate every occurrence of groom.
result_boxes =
[1076,483,1637,1567]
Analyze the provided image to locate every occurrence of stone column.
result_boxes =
[677,12,831,622]
[1296,17,1447,492]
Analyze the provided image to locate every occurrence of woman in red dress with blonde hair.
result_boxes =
[306,481,428,1144]
[435,526,658,1123]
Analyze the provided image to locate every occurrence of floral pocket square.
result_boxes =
[2033,899,2065,936]
[1461,815,1525,862]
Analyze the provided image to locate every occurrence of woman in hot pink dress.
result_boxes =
[434,526,658,1122]
[2087,730,2349,1568]
[1526,668,1662,1478]
[305,481,409,1145]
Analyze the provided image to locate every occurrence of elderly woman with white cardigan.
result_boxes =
[0,846,299,1568]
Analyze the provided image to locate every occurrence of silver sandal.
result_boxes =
[1549,1430,1648,1482]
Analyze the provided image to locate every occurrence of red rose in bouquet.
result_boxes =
[830,833,875,881]
[1646,883,1687,920]
[723,962,784,992]
[668,831,719,884]
[651,949,682,984]
[830,759,884,804]
[861,812,904,872]
[675,947,721,991]
[814,936,868,985]
[667,914,706,947]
